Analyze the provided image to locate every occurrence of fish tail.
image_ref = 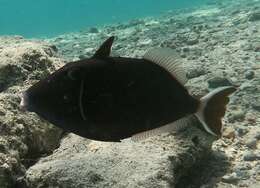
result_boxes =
[195,86,236,136]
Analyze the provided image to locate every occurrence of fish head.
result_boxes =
[20,35,115,119]
[19,59,98,126]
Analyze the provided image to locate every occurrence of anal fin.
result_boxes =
[131,115,196,141]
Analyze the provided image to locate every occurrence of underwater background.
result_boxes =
[1,0,210,37]
[0,0,260,188]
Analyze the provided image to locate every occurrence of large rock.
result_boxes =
[0,36,62,91]
[24,123,215,188]
[0,36,64,188]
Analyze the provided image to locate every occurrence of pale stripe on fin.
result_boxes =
[144,48,187,85]
[131,115,196,142]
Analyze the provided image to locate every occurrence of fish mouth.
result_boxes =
[19,91,30,111]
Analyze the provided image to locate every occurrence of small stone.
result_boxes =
[88,27,99,33]
[207,76,233,88]
[222,127,235,139]
[235,169,250,180]
[50,45,58,52]
[245,138,257,149]
[222,172,239,183]
[243,151,258,161]
[186,68,206,79]
[180,53,187,58]
[235,125,248,137]
[252,42,260,52]
[240,82,255,91]
[238,181,249,187]
[78,55,88,60]
[249,182,260,188]
[234,163,251,171]
[1,163,9,169]
[15,177,28,188]
[255,132,260,140]
[245,70,255,80]
[242,55,250,60]
[252,102,260,112]
[84,48,94,54]
[182,47,190,53]
[248,11,260,22]
[130,19,145,26]
[228,109,245,122]
[255,164,260,175]
[14,35,24,40]
[138,38,152,46]
[186,38,199,45]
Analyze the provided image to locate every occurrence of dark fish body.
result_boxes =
[20,37,236,141]
[24,56,198,141]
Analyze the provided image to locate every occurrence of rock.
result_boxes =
[235,125,249,137]
[182,47,190,53]
[249,182,260,188]
[233,163,252,172]
[0,37,63,87]
[84,47,94,54]
[245,70,255,80]
[228,109,245,122]
[252,102,260,112]
[255,132,260,140]
[243,151,259,161]
[0,63,22,92]
[0,154,25,188]
[88,27,99,33]
[78,55,88,60]
[207,76,233,88]
[24,125,215,188]
[222,127,235,139]
[238,181,250,187]
[186,37,199,45]
[138,38,153,46]
[248,11,260,22]
[130,19,146,26]
[0,37,63,187]
[222,172,239,184]
[251,42,260,52]
[186,67,206,79]
[245,138,257,149]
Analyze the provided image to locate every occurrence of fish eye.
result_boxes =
[67,68,80,80]
[63,95,69,100]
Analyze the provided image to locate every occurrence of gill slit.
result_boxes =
[79,79,87,121]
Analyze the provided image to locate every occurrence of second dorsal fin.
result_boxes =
[93,36,115,58]
[144,48,187,85]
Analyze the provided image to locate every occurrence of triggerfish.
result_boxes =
[20,36,236,142]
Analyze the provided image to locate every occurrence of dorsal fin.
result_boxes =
[144,48,187,85]
[93,36,115,58]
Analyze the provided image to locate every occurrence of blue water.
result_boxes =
[0,0,210,38]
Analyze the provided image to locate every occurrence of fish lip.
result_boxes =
[19,91,29,111]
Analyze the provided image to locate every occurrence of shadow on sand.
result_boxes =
[175,150,231,188]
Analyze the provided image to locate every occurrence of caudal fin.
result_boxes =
[195,86,236,136]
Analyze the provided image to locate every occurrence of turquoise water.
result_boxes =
[0,0,210,38]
